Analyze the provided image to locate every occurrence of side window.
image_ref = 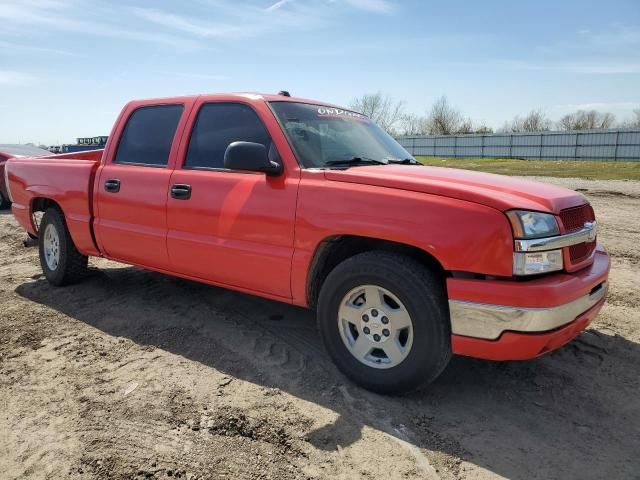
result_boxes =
[114,104,184,167]
[184,103,271,169]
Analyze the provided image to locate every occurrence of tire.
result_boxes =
[317,251,451,394]
[39,207,88,286]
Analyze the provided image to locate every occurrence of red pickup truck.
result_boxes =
[6,92,610,393]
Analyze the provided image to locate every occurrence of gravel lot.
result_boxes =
[1,177,639,480]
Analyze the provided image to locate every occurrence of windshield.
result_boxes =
[269,102,413,168]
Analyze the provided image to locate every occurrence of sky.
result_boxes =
[0,0,639,145]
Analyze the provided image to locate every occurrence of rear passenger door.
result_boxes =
[166,101,298,299]
[94,102,190,271]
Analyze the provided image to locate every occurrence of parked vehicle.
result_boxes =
[0,144,51,209]
[5,93,610,393]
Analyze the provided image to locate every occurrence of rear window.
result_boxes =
[115,104,184,167]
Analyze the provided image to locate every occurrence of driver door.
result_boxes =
[166,101,299,299]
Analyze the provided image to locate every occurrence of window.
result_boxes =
[185,103,271,169]
[114,104,184,166]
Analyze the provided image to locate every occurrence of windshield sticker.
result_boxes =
[317,107,369,121]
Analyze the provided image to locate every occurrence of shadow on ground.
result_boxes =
[17,265,640,479]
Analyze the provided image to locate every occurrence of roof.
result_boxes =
[127,92,346,110]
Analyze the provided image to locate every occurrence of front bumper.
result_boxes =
[447,246,610,360]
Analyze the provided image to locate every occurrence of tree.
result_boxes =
[621,109,640,128]
[398,98,492,136]
[558,110,616,130]
[558,113,577,130]
[426,96,463,135]
[399,113,429,136]
[349,93,405,133]
[474,123,494,134]
[503,109,552,132]
[457,117,474,134]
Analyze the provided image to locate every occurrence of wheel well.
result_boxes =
[30,197,62,234]
[307,235,447,309]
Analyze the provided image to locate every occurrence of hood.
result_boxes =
[323,165,586,213]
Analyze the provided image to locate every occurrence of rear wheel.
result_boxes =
[39,208,88,286]
[317,251,451,394]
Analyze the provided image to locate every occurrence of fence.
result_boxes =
[395,128,640,161]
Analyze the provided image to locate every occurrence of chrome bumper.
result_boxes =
[514,221,597,252]
[449,281,608,340]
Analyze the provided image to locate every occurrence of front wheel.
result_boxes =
[39,207,89,286]
[317,251,451,394]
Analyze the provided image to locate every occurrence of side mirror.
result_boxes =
[224,141,283,176]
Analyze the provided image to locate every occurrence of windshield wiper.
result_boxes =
[385,157,418,165]
[324,156,389,168]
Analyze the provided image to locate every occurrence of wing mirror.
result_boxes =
[224,141,283,176]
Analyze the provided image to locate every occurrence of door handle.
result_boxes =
[104,179,120,193]
[170,184,192,200]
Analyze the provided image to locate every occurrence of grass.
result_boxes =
[415,157,640,181]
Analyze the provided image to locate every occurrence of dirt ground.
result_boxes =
[1,176,639,480]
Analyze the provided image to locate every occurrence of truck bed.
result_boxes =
[6,150,103,255]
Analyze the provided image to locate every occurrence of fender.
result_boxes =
[290,172,515,306]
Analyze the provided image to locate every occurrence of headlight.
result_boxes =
[507,210,563,275]
[506,210,559,239]
[513,250,563,276]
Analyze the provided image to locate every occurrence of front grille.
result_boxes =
[560,204,596,266]
[559,204,595,232]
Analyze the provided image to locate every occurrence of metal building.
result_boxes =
[396,128,640,161]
